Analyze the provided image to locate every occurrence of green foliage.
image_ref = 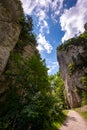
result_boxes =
[81,76,87,106]
[82,76,87,85]
[57,38,75,51]
[79,32,87,39]
[49,72,66,110]
[0,54,67,130]
[44,111,68,130]
[14,56,57,130]
[80,112,87,120]
[82,92,87,106]
[15,15,37,53]
[0,14,66,130]
[57,32,87,51]
[68,62,75,75]
[1,52,63,130]
[0,87,22,130]
[75,107,87,121]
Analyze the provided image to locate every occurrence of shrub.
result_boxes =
[68,62,75,75]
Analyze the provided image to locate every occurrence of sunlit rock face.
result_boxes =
[0,0,23,74]
[23,44,36,59]
[57,25,87,108]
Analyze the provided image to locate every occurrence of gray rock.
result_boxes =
[0,0,23,74]
[57,40,87,108]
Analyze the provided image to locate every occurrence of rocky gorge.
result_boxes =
[0,0,87,111]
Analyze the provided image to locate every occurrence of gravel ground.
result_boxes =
[60,110,87,130]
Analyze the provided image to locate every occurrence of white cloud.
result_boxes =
[51,0,64,21]
[37,33,53,54]
[21,0,50,15]
[36,44,44,52]
[20,0,52,53]
[60,0,87,43]
[39,20,50,34]
[51,0,63,13]
[47,61,58,74]
[21,0,38,15]
[34,8,47,22]
[20,0,64,33]
[20,0,51,34]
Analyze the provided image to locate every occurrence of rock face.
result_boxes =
[23,44,36,59]
[0,0,23,74]
[57,30,87,108]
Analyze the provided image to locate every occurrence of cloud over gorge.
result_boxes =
[37,33,53,54]
[20,0,87,74]
[20,0,64,53]
[60,0,87,43]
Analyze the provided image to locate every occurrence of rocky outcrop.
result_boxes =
[57,27,87,108]
[0,0,23,74]
[0,0,37,97]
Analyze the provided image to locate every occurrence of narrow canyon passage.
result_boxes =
[60,110,87,130]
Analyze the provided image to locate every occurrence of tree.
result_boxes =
[49,72,66,110]
[15,15,37,53]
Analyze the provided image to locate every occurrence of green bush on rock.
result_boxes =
[68,62,75,75]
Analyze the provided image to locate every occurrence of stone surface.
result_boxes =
[0,0,37,100]
[57,40,87,108]
[23,44,36,59]
[0,0,23,74]
[60,110,87,130]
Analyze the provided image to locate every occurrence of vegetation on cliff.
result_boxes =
[15,15,37,53]
[57,31,87,51]
[0,14,66,130]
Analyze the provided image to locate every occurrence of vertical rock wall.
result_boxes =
[57,31,87,108]
[0,0,23,74]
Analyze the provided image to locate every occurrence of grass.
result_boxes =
[80,112,87,120]
[74,106,87,121]
[52,110,68,130]
[44,110,68,130]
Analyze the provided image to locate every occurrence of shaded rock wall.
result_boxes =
[0,0,23,74]
[0,0,37,97]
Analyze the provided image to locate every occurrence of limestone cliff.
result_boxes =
[0,0,23,75]
[57,25,87,108]
[0,0,37,97]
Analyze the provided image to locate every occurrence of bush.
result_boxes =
[81,76,87,106]
[68,62,75,75]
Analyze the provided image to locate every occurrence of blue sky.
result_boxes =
[20,0,87,75]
